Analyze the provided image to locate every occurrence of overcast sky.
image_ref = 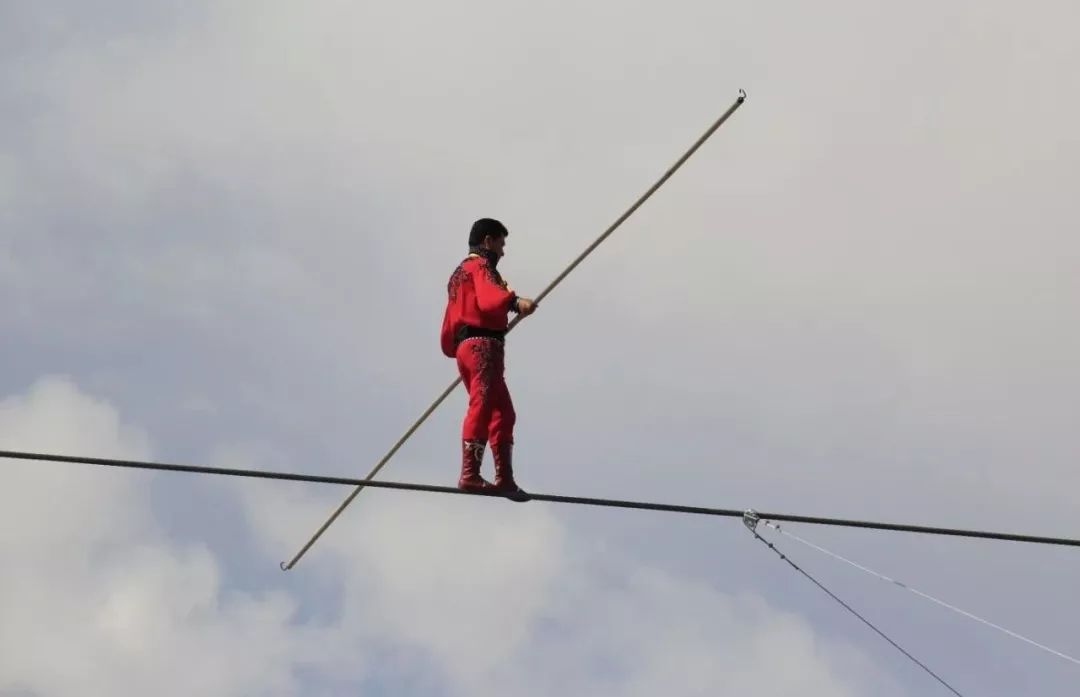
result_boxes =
[2,1,1079,695]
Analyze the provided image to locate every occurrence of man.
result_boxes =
[440,218,537,502]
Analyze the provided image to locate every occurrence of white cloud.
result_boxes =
[0,377,899,696]
[0,377,306,696]
[238,475,905,697]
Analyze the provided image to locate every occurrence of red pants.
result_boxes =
[456,337,515,448]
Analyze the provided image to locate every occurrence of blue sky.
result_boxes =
[1,1,1079,695]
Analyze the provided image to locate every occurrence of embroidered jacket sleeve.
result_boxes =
[472,258,517,314]
[440,260,469,357]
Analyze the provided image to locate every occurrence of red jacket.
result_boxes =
[441,253,518,357]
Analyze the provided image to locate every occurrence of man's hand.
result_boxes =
[515,297,537,316]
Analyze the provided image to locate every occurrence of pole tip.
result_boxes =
[279,561,290,571]
[738,88,747,101]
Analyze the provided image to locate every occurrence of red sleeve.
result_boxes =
[473,259,516,313]
[440,306,457,357]
[440,261,468,357]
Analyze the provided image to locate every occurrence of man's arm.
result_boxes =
[513,296,536,316]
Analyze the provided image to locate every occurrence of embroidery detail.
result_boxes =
[447,262,471,301]
[468,338,500,401]
[463,439,486,460]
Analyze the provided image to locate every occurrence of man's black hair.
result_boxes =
[468,218,508,247]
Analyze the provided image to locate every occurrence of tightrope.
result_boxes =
[2,449,1078,572]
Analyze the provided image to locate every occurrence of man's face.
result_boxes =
[485,234,506,258]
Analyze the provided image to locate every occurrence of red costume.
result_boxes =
[441,248,529,501]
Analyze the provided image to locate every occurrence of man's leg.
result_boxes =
[488,351,530,502]
[456,338,497,492]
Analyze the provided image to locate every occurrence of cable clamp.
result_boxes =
[743,508,760,532]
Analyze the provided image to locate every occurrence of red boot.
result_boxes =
[492,441,530,502]
[458,439,494,493]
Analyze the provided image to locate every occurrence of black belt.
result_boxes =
[455,325,506,345]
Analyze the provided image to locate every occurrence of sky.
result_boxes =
[1,1,1078,695]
